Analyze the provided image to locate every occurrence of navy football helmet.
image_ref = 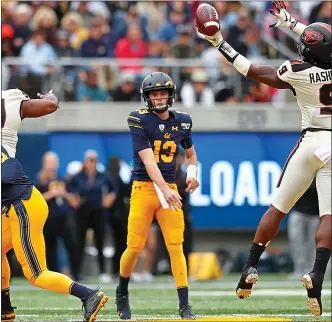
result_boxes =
[140,72,176,113]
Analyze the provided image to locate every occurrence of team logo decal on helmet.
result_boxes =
[298,22,332,69]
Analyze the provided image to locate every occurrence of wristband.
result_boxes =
[233,54,252,76]
[291,21,307,36]
[218,40,239,63]
[187,164,197,180]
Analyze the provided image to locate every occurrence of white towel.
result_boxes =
[153,182,173,210]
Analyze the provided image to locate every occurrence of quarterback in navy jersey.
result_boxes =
[115,72,199,320]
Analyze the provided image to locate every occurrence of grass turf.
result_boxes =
[9,274,331,322]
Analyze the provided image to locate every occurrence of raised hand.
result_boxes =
[269,1,296,29]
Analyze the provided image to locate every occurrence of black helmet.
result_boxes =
[298,22,331,70]
[140,72,176,113]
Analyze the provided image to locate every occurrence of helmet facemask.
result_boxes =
[141,87,176,113]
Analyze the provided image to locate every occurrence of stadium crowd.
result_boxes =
[2,1,331,104]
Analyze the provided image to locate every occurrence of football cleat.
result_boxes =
[179,305,196,320]
[236,266,259,299]
[81,287,108,322]
[301,272,323,316]
[115,287,131,320]
[1,310,15,322]
[1,305,16,322]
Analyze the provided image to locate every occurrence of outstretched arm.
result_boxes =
[21,90,59,119]
[269,1,307,35]
[204,31,292,89]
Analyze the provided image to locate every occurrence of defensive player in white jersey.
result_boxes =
[2,89,58,157]
[201,1,331,316]
[1,89,108,322]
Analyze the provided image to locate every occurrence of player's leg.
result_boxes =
[156,193,195,320]
[236,137,320,299]
[302,159,331,316]
[1,215,15,322]
[116,182,156,320]
[140,224,157,282]
[9,188,108,322]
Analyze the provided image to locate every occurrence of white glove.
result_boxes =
[269,1,296,29]
[205,30,224,48]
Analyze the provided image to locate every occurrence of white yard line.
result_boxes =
[11,282,332,292]
[191,289,332,296]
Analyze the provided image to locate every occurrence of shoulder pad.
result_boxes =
[135,108,149,115]
[173,110,188,115]
[289,60,312,72]
[128,111,144,129]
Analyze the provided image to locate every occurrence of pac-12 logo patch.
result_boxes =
[159,124,165,132]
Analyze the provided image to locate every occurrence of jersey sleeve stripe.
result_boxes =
[128,116,141,122]
[128,123,144,130]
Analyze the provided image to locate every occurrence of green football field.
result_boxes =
[9,274,331,322]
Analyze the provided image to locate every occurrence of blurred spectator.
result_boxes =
[10,3,32,56]
[180,69,215,108]
[31,6,58,47]
[96,15,117,58]
[288,180,319,280]
[137,2,167,37]
[227,11,252,57]
[309,1,332,25]
[200,43,223,86]
[19,30,56,95]
[66,161,83,180]
[20,30,57,76]
[35,152,80,280]
[80,20,109,57]
[112,2,149,42]
[53,1,71,26]
[76,69,109,102]
[214,1,243,31]
[112,72,140,102]
[70,150,116,283]
[168,24,197,84]
[245,82,278,103]
[147,38,167,59]
[114,24,148,72]
[70,1,111,27]
[55,29,74,57]
[166,1,192,24]
[157,8,186,42]
[106,156,131,278]
[2,24,15,57]
[61,12,89,50]
[213,76,236,103]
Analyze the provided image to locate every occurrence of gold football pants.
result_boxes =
[2,187,73,294]
[120,181,188,287]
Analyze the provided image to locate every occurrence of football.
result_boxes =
[195,3,220,36]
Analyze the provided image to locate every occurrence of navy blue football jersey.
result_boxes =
[1,147,33,208]
[128,109,193,182]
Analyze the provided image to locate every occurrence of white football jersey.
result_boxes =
[277,60,332,130]
[1,89,30,157]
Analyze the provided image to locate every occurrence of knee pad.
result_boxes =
[127,232,145,253]
[166,226,184,246]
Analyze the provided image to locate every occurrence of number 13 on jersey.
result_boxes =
[153,140,177,163]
